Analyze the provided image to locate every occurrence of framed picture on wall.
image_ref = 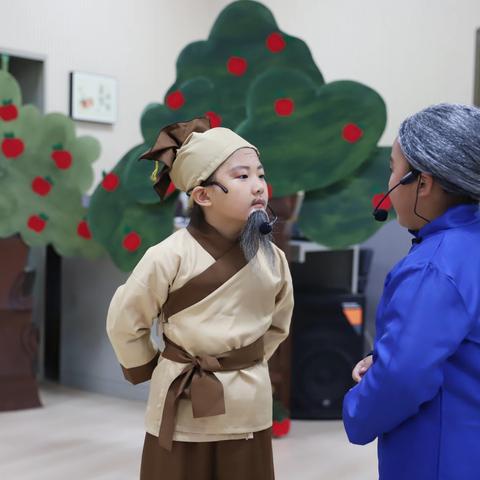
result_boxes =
[69,71,117,124]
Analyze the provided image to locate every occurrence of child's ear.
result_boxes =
[190,186,212,207]
[418,173,434,197]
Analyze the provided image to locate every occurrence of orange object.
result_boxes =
[342,302,363,327]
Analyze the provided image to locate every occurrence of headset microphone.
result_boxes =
[259,205,278,235]
[372,170,420,222]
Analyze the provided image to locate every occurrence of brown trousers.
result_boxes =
[140,428,275,480]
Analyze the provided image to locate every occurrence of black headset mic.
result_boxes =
[372,170,420,222]
[259,205,278,235]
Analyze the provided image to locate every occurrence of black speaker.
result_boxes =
[289,249,370,420]
[291,292,364,419]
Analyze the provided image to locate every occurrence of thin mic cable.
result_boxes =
[413,176,431,224]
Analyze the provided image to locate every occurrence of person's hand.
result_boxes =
[352,355,373,383]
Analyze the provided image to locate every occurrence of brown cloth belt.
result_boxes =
[157,334,265,451]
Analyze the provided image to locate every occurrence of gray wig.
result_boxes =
[398,103,480,200]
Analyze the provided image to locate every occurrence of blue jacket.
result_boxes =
[343,204,480,480]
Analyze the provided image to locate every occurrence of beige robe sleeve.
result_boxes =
[264,249,294,361]
[106,242,179,384]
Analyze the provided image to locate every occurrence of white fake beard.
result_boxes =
[239,209,275,269]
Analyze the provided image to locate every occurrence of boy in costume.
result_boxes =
[107,117,293,480]
[344,104,480,480]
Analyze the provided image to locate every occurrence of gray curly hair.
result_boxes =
[398,103,480,201]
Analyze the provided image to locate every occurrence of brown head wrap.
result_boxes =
[139,117,258,200]
[139,117,211,199]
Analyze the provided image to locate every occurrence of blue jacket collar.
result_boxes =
[409,203,480,244]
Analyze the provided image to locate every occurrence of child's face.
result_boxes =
[207,148,268,225]
[389,139,423,229]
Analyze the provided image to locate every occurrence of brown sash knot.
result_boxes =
[157,335,264,450]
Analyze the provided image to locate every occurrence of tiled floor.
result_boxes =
[0,384,377,479]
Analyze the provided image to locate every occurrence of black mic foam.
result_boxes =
[371,170,419,222]
[259,204,277,235]
[259,222,273,235]
[373,209,389,222]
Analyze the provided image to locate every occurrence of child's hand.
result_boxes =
[352,355,373,383]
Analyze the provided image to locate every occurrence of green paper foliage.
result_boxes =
[298,147,395,248]
[0,71,21,105]
[121,143,160,205]
[88,144,176,272]
[0,70,103,259]
[273,397,289,421]
[237,69,386,196]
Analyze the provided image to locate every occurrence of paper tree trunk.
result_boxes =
[0,236,41,411]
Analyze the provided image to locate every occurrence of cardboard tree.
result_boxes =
[0,68,103,258]
[89,0,392,272]
[87,143,176,271]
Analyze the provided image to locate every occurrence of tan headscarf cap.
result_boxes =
[139,117,258,199]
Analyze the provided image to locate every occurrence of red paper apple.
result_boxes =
[77,220,92,239]
[205,111,222,128]
[102,172,120,192]
[165,181,176,198]
[51,144,73,169]
[123,231,141,252]
[372,193,392,210]
[266,32,286,53]
[2,134,24,158]
[27,214,48,233]
[31,176,52,196]
[166,90,185,110]
[227,56,248,76]
[267,183,273,199]
[272,418,291,437]
[342,123,363,143]
[274,98,294,116]
[0,101,18,121]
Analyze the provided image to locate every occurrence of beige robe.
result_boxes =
[106,224,293,442]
